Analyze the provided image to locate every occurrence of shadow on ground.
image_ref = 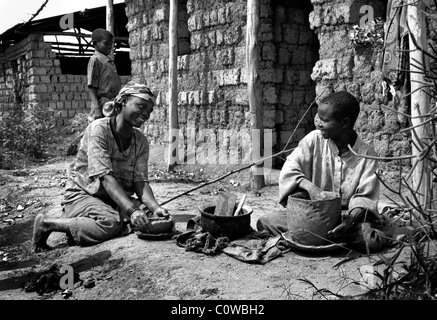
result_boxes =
[0,219,33,248]
[0,250,113,292]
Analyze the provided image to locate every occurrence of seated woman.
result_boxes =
[33,83,170,252]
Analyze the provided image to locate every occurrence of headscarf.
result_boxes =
[102,82,156,117]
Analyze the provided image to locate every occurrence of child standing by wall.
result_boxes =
[87,28,121,120]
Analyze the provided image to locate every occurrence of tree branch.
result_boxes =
[347,145,416,161]
[18,0,49,28]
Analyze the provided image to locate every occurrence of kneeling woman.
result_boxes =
[33,83,170,252]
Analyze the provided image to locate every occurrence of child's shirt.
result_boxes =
[87,51,121,104]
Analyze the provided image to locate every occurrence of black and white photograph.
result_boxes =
[0,0,436,308]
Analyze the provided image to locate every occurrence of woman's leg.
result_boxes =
[33,214,72,252]
[62,194,126,246]
[257,192,310,236]
[33,193,127,251]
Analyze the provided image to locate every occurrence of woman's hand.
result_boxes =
[327,207,365,238]
[299,179,328,201]
[130,209,152,231]
[153,207,170,218]
[327,218,354,238]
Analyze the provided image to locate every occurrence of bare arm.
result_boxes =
[100,174,151,229]
[328,149,381,238]
[134,181,169,217]
[327,207,366,238]
[279,131,318,206]
[298,179,328,201]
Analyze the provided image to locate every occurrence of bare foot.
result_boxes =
[32,213,52,252]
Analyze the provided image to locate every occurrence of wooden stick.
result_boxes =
[407,0,432,210]
[158,146,296,207]
[234,195,247,216]
[246,0,265,190]
[167,0,179,172]
[107,0,115,59]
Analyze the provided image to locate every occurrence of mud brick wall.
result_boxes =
[0,34,131,130]
[309,0,412,177]
[125,0,319,167]
[125,0,253,150]
[271,1,319,153]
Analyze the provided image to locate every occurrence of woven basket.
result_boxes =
[285,194,341,246]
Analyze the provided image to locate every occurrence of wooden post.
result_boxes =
[168,0,179,171]
[246,0,265,190]
[407,0,431,209]
[106,0,115,60]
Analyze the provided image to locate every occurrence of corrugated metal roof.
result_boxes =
[0,3,129,54]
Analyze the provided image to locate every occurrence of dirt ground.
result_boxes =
[0,140,413,301]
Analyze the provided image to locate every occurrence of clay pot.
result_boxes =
[198,203,253,240]
[138,216,175,234]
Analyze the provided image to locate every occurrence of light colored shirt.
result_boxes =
[87,51,121,104]
[279,130,380,214]
[65,117,150,201]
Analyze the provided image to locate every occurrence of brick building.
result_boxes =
[123,0,414,170]
[126,0,319,162]
[0,3,131,129]
[1,0,418,171]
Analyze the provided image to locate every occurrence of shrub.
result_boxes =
[65,112,91,135]
[0,103,55,169]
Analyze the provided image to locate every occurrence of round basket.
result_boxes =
[198,203,253,240]
[285,194,341,246]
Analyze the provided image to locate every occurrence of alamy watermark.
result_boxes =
[167,128,273,175]
[359,5,375,29]
[59,264,74,290]
[59,13,74,30]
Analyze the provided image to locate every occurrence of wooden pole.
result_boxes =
[106,0,115,60]
[168,0,179,171]
[246,0,265,190]
[407,0,431,210]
